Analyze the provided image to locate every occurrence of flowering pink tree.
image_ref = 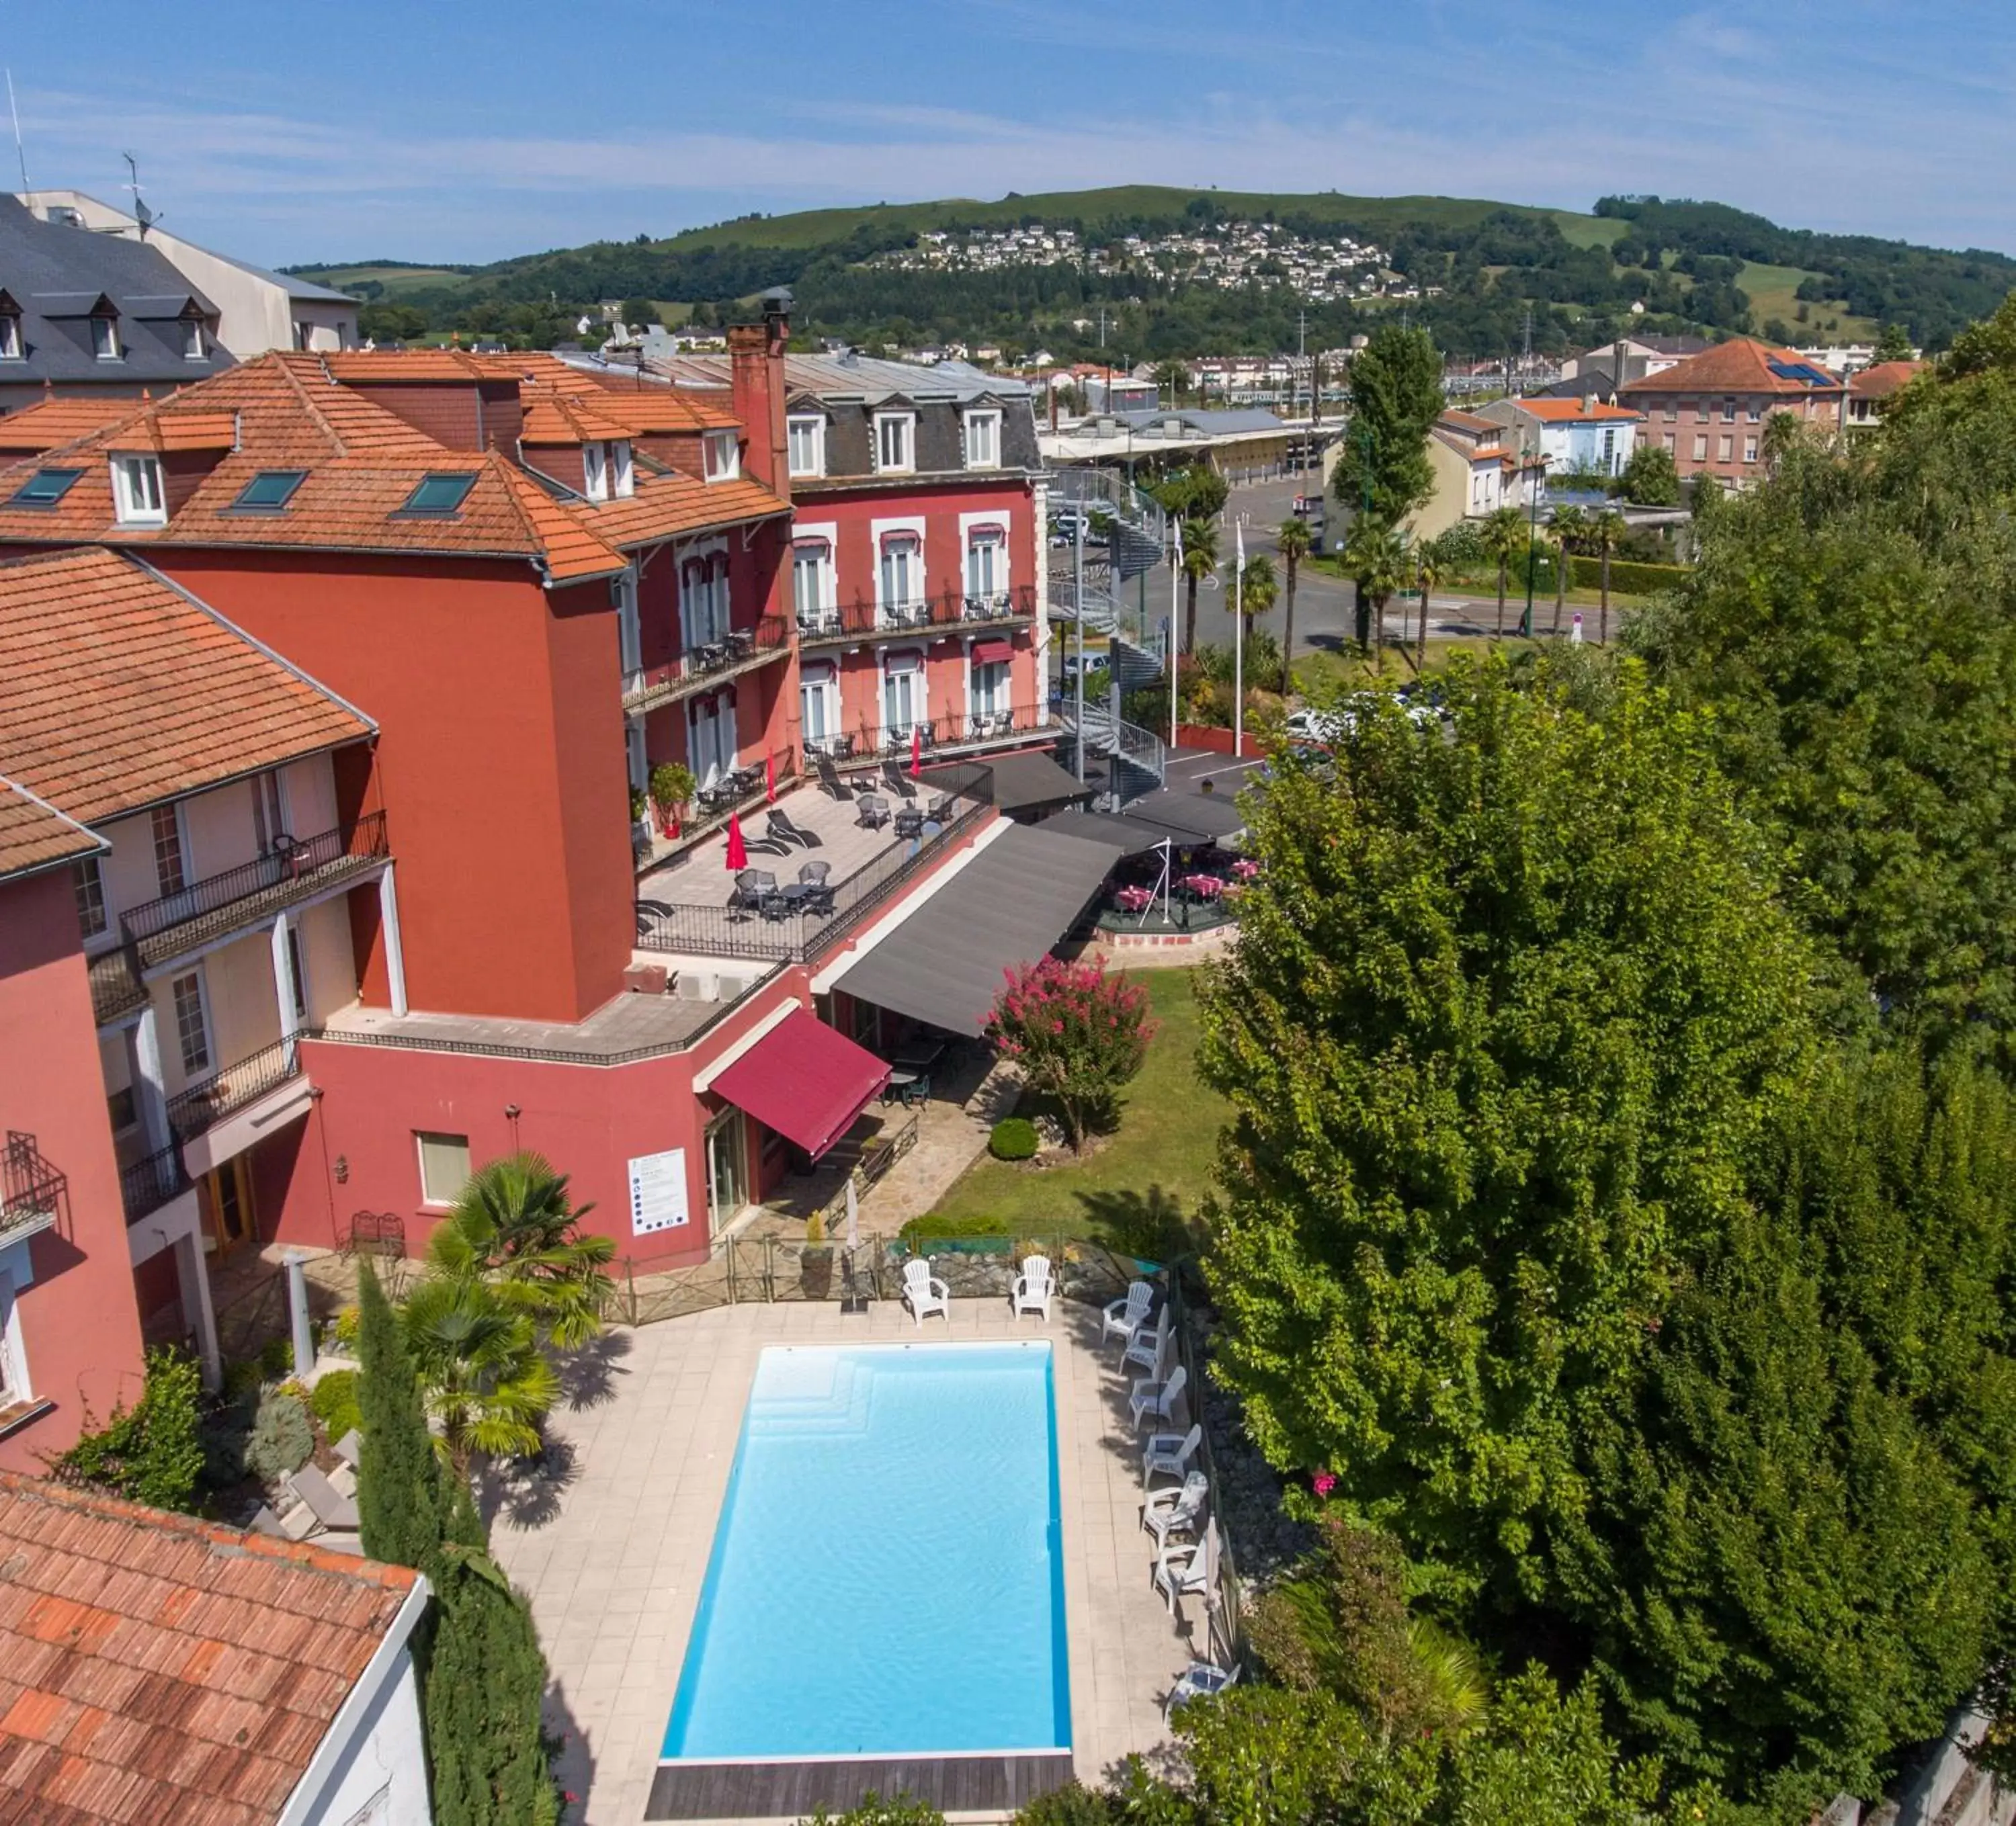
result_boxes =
[986,958,1155,1153]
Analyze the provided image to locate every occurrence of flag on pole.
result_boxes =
[1236,520,1246,574]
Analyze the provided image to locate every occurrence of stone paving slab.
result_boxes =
[492,1299,1201,1826]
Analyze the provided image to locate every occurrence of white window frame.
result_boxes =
[871,515,927,625]
[415,1131,472,1208]
[613,564,642,683]
[968,652,1011,719]
[151,801,188,897]
[170,969,212,1079]
[880,650,925,743]
[610,439,635,498]
[0,1278,30,1406]
[786,415,826,479]
[583,441,607,502]
[0,314,19,361]
[183,318,206,361]
[679,539,730,650]
[704,429,741,482]
[112,454,167,526]
[874,411,916,474]
[72,854,108,941]
[962,408,1002,470]
[687,689,736,789]
[91,314,120,361]
[800,663,839,750]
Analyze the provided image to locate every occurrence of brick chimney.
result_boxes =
[730,286,792,497]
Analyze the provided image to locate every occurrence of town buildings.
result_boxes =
[1476,394,1644,481]
[1615,338,1848,486]
[1845,358,1927,430]
[1411,408,1527,538]
[0,292,1093,1424]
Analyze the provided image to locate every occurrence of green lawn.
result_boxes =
[925,969,1229,1256]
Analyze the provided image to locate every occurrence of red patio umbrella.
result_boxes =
[909,724,923,777]
[724,813,749,872]
[765,752,777,804]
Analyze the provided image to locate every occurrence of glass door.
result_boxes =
[882,662,921,744]
[706,1110,747,1229]
[202,1156,255,1257]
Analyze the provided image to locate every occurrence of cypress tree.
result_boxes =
[355,1256,443,1571]
[427,1479,560,1826]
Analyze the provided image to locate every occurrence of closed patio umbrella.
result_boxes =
[724,813,749,872]
[909,725,923,777]
[765,752,777,804]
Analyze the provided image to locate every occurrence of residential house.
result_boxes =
[0,194,235,412]
[13,188,360,355]
[0,1473,431,1824]
[1844,359,1927,431]
[1476,394,1643,482]
[1559,334,1710,384]
[1616,339,1847,486]
[1409,408,1526,539]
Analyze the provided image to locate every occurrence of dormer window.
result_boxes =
[583,439,635,502]
[962,408,1001,470]
[183,319,206,361]
[0,312,18,361]
[874,411,915,474]
[111,455,166,525]
[703,429,741,483]
[787,414,826,478]
[91,314,121,361]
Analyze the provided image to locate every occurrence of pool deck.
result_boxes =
[493,1299,1200,1825]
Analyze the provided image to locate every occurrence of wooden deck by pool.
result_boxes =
[646,1751,1075,1819]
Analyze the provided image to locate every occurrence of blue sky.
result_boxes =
[5,0,2013,266]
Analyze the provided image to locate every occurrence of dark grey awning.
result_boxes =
[1040,812,1171,857]
[927,749,1091,814]
[1116,787,1247,843]
[834,822,1116,1034]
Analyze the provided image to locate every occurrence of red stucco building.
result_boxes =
[1615,338,1847,487]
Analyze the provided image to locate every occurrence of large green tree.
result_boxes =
[357,1256,445,1571]
[1333,325,1445,523]
[1198,654,1816,1600]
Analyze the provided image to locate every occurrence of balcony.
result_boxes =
[1,1132,67,1249]
[622,615,792,716]
[806,701,1058,768]
[121,1141,192,1226]
[797,582,1036,648]
[164,1035,307,1147]
[120,812,390,973]
[633,747,800,875]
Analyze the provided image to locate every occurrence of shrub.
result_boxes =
[898,1212,1007,1246]
[1013,1783,1113,1826]
[989,1117,1040,1161]
[806,1796,946,1826]
[310,1369,363,1445]
[52,1348,207,1512]
[329,1305,362,1353]
[1569,554,1691,594]
[245,1389,314,1483]
[258,1334,295,1381]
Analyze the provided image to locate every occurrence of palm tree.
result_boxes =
[1179,515,1218,655]
[427,1150,614,1350]
[1275,515,1312,694]
[1236,554,1278,688]
[1480,506,1526,639]
[1415,543,1439,672]
[1548,505,1588,638]
[1588,507,1624,644]
[1343,516,1410,660]
[401,1277,559,1478]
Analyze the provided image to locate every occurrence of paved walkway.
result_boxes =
[491,1299,1200,1826]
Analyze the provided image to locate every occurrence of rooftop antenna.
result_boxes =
[121,150,158,237]
[5,70,26,194]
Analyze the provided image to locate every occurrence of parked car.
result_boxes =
[1284,706,1351,744]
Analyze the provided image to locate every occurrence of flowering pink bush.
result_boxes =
[1312,1470,1337,1498]
[987,958,1155,1153]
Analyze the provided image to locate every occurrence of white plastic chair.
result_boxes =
[1143,1469,1208,1553]
[1164,1657,1241,1721]
[902,1257,950,1326]
[1013,1254,1054,1321]
[1122,1306,1171,1375]
[1153,1518,1220,1617]
[1130,1362,1187,1432]
[1142,1422,1204,1488]
[1103,1280,1154,1347]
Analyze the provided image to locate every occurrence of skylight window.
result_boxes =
[399,472,477,516]
[231,470,307,511]
[7,468,83,508]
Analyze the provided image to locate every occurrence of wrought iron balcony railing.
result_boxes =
[622,615,792,713]
[121,1143,192,1226]
[164,1036,306,1144]
[797,582,1037,644]
[1,1133,67,1246]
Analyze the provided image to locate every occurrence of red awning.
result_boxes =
[712,1009,890,1159]
[970,638,1014,664]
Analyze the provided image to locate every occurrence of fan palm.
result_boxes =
[1548,505,1589,637]
[1587,507,1624,644]
[1342,515,1410,658]
[1414,544,1439,671]
[401,1276,559,1477]
[427,1150,614,1350]
[1274,515,1312,693]
[1179,515,1218,655]
[1236,554,1277,696]
[1480,506,1526,639]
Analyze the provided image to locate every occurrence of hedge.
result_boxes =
[1570,556,1691,595]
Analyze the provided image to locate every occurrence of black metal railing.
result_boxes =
[1,1133,67,1244]
[164,1035,305,1143]
[798,582,1038,644]
[121,812,389,961]
[121,1143,191,1226]
[636,773,994,963]
[623,615,792,711]
[810,705,1051,767]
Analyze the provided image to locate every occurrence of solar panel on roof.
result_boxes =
[6,468,83,508]
[1767,359,1834,386]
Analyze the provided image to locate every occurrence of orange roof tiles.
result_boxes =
[1438,408,1499,432]
[106,410,241,455]
[0,399,140,455]
[0,775,103,883]
[0,547,372,825]
[566,368,741,432]
[1620,338,1847,396]
[1515,397,1643,422]
[0,1473,419,1826]
[581,470,788,548]
[1851,359,1927,398]
[519,384,642,447]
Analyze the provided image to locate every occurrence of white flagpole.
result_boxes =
[1233,520,1246,760]
[1169,517,1182,756]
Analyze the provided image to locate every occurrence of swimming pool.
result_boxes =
[661,1342,1069,1762]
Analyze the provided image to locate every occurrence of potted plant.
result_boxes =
[650,763,696,838]
[800,1208,835,1299]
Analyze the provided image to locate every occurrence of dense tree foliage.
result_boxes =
[50,1348,206,1512]
[1331,327,1443,523]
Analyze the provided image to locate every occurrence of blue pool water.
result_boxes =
[661,1342,1069,1761]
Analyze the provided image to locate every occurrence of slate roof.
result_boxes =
[0,547,372,826]
[0,196,236,390]
[663,351,1032,406]
[0,775,104,884]
[0,1473,419,1826]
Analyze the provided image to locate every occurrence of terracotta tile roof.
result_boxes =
[1514,397,1643,422]
[1620,338,1847,396]
[579,470,788,549]
[1851,359,1926,398]
[492,463,628,582]
[0,547,372,825]
[0,775,103,883]
[566,368,741,432]
[0,400,140,455]
[519,384,642,447]
[1468,445,1514,463]
[105,410,242,455]
[1438,408,1498,432]
[0,1473,419,1826]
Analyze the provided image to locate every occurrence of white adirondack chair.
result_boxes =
[1142,1469,1208,1552]
[1130,1362,1187,1431]
[1122,1306,1170,1375]
[1164,1657,1241,1721]
[1153,1518,1220,1617]
[902,1257,950,1325]
[1013,1254,1054,1321]
[1103,1280,1154,1347]
[1142,1422,1204,1488]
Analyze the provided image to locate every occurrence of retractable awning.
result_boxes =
[834,822,1116,1035]
[710,1009,890,1158]
[944,749,1093,814]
